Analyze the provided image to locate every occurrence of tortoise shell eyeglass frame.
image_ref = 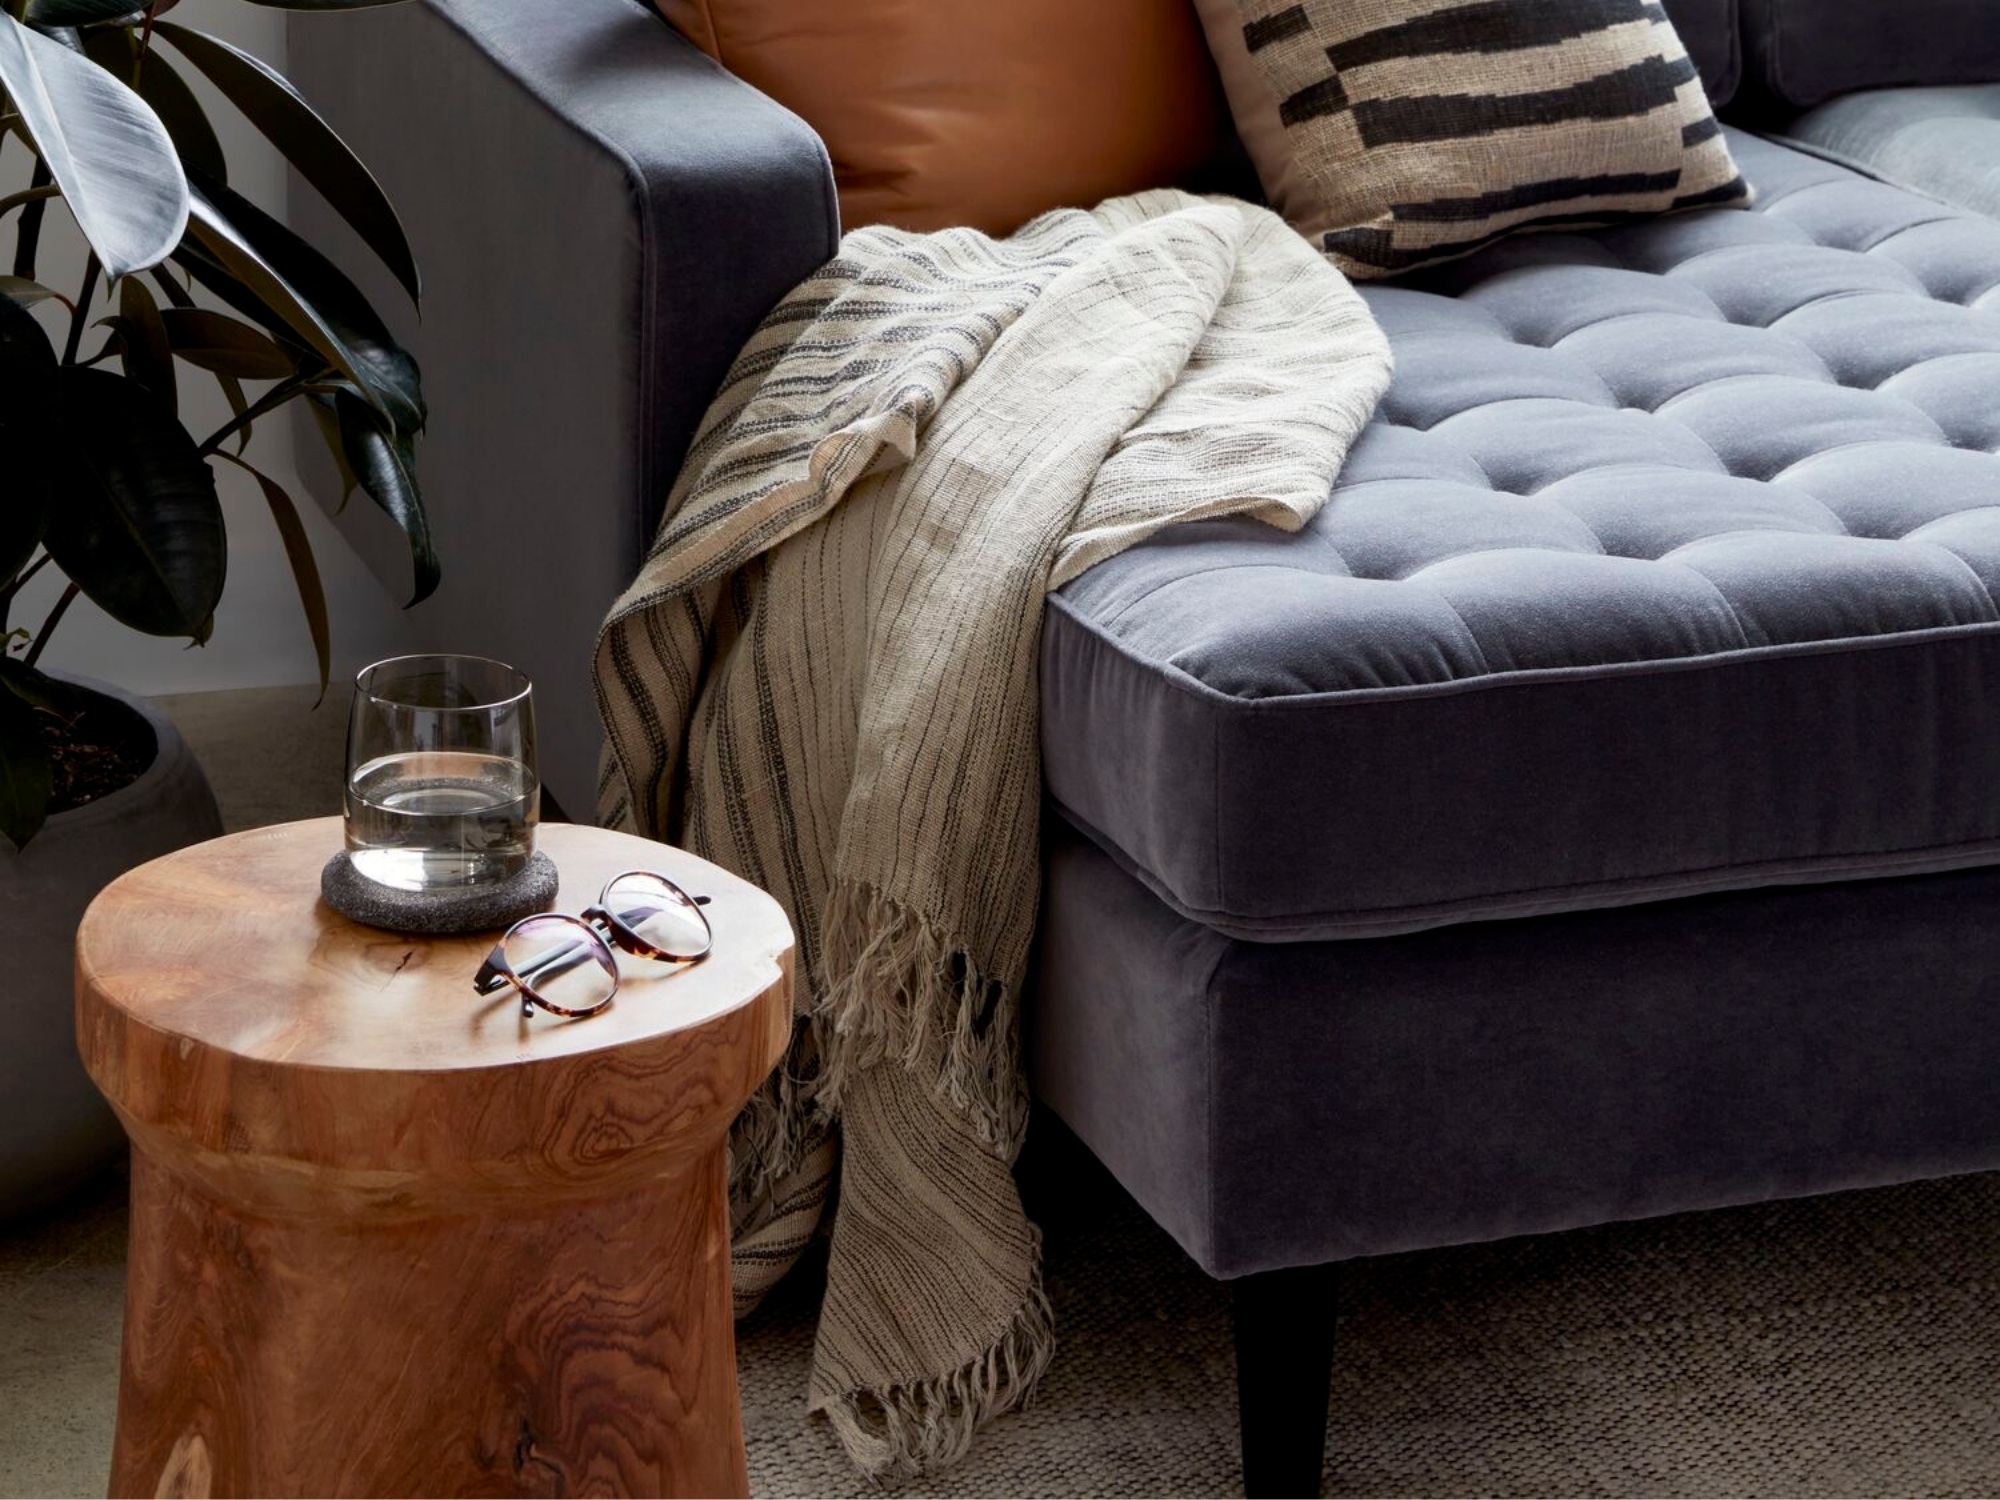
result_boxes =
[473,869,715,1020]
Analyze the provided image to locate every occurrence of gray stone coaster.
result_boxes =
[320,850,561,935]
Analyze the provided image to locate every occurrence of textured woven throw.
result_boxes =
[593,190,1391,1476]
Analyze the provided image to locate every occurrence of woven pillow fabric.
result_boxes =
[1193,0,1751,277]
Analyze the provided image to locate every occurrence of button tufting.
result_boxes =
[1042,128,2000,938]
[1062,128,2000,702]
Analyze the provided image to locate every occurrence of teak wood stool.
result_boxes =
[74,818,793,1499]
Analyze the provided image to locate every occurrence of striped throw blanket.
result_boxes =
[594,190,1391,1476]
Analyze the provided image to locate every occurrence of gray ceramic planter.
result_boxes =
[0,675,222,1217]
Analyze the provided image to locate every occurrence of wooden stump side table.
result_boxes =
[74,818,793,1499]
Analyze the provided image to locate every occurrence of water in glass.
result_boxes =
[346,749,538,890]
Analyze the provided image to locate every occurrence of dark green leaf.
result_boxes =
[32,23,85,52]
[10,149,52,280]
[114,276,176,412]
[179,175,422,432]
[26,0,142,28]
[217,370,253,453]
[0,284,56,363]
[159,307,296,378]
[155,21,418,305]
[84,28,227,184]
[0,274,62,309]
[0,293,56,582]
[147,269,253,443]
[43,365,225,638]
[146,265,192,308]
[0,682,53,848]
[216,451,329,699]
[0,657,80,715]
[334,388,435,604]
[0,13,189,278]
[305,389,356,509]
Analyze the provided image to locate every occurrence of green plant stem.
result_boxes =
[62,254,98,365]
[22,582,79,670]
[11,157,49,280]
[196,374,308,457]
[134,2,157,85]
[0,183,55,221]
[0,552,52,610]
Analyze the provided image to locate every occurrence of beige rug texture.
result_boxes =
[0,687,1994,1498]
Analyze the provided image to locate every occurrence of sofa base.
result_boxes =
[1028,817,2000,1279]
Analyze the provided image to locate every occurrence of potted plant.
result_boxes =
[0,0,433,1212]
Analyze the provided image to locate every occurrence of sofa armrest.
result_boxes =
[288,0,838,808]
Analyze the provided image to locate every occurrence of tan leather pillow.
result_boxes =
[655,0,1231,236]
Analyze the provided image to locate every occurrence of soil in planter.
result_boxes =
[38,691,157,816]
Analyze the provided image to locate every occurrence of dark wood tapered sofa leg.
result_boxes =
[1233,1261,1340,1499]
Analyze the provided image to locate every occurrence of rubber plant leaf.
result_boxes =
[0,13,189,279]
[305,389,358,508]
[179,174,422,433]
[333,388,437,605]
[0,657,77,714]
[150,265,257,449]
[0,275,63,308]
[0,679,53,849]
[25,0,145,29]
[216,452,330,700]
[0,293,57,583]
[43,366,226,640]
[83,28,227,184]
[113,275,177,413]
[155,21,419,304]
[160,307,296,379]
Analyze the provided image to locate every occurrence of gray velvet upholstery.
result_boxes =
[1778,86,2000,222]
[1662,0,1741,107]
[1044,130,2000,941]
[1740,0,2000,108]
[289,0,838,808]
[1029,819,2000,1279]
[292,0,2000,1329]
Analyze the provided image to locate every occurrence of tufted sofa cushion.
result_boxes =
[1043,130,2000,942]
[1778,85,2000,223]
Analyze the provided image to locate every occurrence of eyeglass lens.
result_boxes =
[602,872,713,959]
[502,915,617,1013]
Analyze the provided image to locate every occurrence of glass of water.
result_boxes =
[343,655,539,891]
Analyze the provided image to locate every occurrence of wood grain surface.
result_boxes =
[75,819,794,1498]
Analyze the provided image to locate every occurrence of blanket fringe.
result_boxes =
[814,1244,1057,1478]
[728,1021,821,1192]
[815,879,1030,1155]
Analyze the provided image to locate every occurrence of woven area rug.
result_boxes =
[4,691,1998,1498]
[742,1124,2000,1497]
[5,1058,1998,1499]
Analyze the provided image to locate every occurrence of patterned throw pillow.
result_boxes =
[1192,0,1751,278]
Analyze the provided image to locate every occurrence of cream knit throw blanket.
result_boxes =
[594,190,1391,1476]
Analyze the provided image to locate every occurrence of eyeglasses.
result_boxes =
[473,870,714,1019]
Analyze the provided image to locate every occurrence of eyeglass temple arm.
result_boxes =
[474,946,509,995]
[474,933,606,996]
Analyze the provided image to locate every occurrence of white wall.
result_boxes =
[4,0,416,694]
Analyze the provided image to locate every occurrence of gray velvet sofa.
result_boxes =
[293,1,2000,1492]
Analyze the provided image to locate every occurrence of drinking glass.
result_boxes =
[343,655,539,891]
